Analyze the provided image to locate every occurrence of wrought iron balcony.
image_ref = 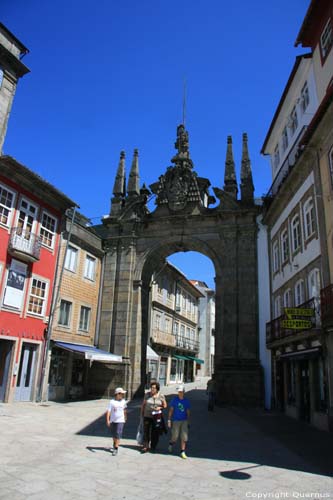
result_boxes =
[320,285,333,327]
[175,335,199,352]
[263,126,307,205]
[8,227,42,262]
[266,297,320,345]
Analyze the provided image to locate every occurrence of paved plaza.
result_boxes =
[0,379,332,500]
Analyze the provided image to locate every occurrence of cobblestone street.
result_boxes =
[1,379,332,500]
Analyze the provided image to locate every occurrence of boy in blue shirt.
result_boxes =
[167,385,191,459]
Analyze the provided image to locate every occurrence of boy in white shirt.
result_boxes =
[106,387,127,456]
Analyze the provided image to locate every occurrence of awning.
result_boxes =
[185,355,204,364]
[279,347,321,361]
[147,345,159,361]
[173,354,188,360]
[53,341,123,363]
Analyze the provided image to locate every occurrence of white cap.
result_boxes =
[114,387,127,394]
[177,385,185,392]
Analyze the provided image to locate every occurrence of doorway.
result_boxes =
[159,357,167,386]
[15,343,38,401]
[300,360,310,421]
[0,340,13,401]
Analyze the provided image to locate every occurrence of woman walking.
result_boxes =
[140,381,167,453]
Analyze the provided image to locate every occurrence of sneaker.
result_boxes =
[180,451,187,459]
[168,444,173,453]
[112,448,118,456]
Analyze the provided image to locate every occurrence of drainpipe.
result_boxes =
[37,207,77,402]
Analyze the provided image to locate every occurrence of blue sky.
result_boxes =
[2,0,309,288]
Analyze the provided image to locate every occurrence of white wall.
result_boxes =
[257,215,272,409]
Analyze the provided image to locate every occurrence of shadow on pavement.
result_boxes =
[77,388,333,478]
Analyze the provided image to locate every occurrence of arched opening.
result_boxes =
[139,240,219,395]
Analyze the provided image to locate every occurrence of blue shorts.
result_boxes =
[111,422,124,439]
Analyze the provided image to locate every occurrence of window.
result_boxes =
[274,296,281,319]
[17,198,37,237]
[28,278,48,316]
[272,240,280,273]
[308,268,321,299]
[64,245,78,272]
[154,313,161,330]
[79,306,91,331]
[283,289,292,308]
[40,212,57,248]
[329,146,333,188]
[180,324,185,337]
[84,255,96,281]
[0,68,3,88]
[186,294,191,312]
[289,106,298,136]
[156,280,163,295]
[300,81,310,113]
[303,197,316,239]
[0,184,15,226]
[281,229,289,264]
[175,290,181,310]
[173,322,179,336]
[295,280,305,306]
[291,215,301,252]
[320,18,333,59]
[182,292,186,309]
[282,126,288,152]
[165,317,171,333]
[273,144,280,171]
[58,300,72,326]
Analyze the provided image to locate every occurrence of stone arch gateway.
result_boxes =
[97,125,262,405]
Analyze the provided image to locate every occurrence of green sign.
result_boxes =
[281,319,312,330]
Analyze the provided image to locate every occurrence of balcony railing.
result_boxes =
[151,329,176,347]
[8,227,42,262]
[263,126,307,203]
[320,285,333,327]
[175,335,199,352]
[266,297,320,345]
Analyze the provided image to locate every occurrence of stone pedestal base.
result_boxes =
[216,361,263,406]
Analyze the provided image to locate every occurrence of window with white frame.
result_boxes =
[180,324,185,337]
[274,296,281,318]
[272,240,280,273]
[329,146,333,188]
[64,245,78,272]
[300,81,310,113]
[165,317,171,334]
[154,313,161,330]
[282,126,288,152]
[283,288,292,308]
[291,215,302,252]
[182,292,186,309]
[295,280,305,306]
[176,290,181,309]
[40,211,57,249]
[27,278,48,316]
[173,322,179,336]
[289,106,298,136]
[308,268,321,299]
[0,184,15,226]
[58,300,72,326]
[273,144,280,171]
[84,255,96,281]
[79,306,91,331]
[303,197,316,239]
[320,18,333,59]
[281,229,289,263]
